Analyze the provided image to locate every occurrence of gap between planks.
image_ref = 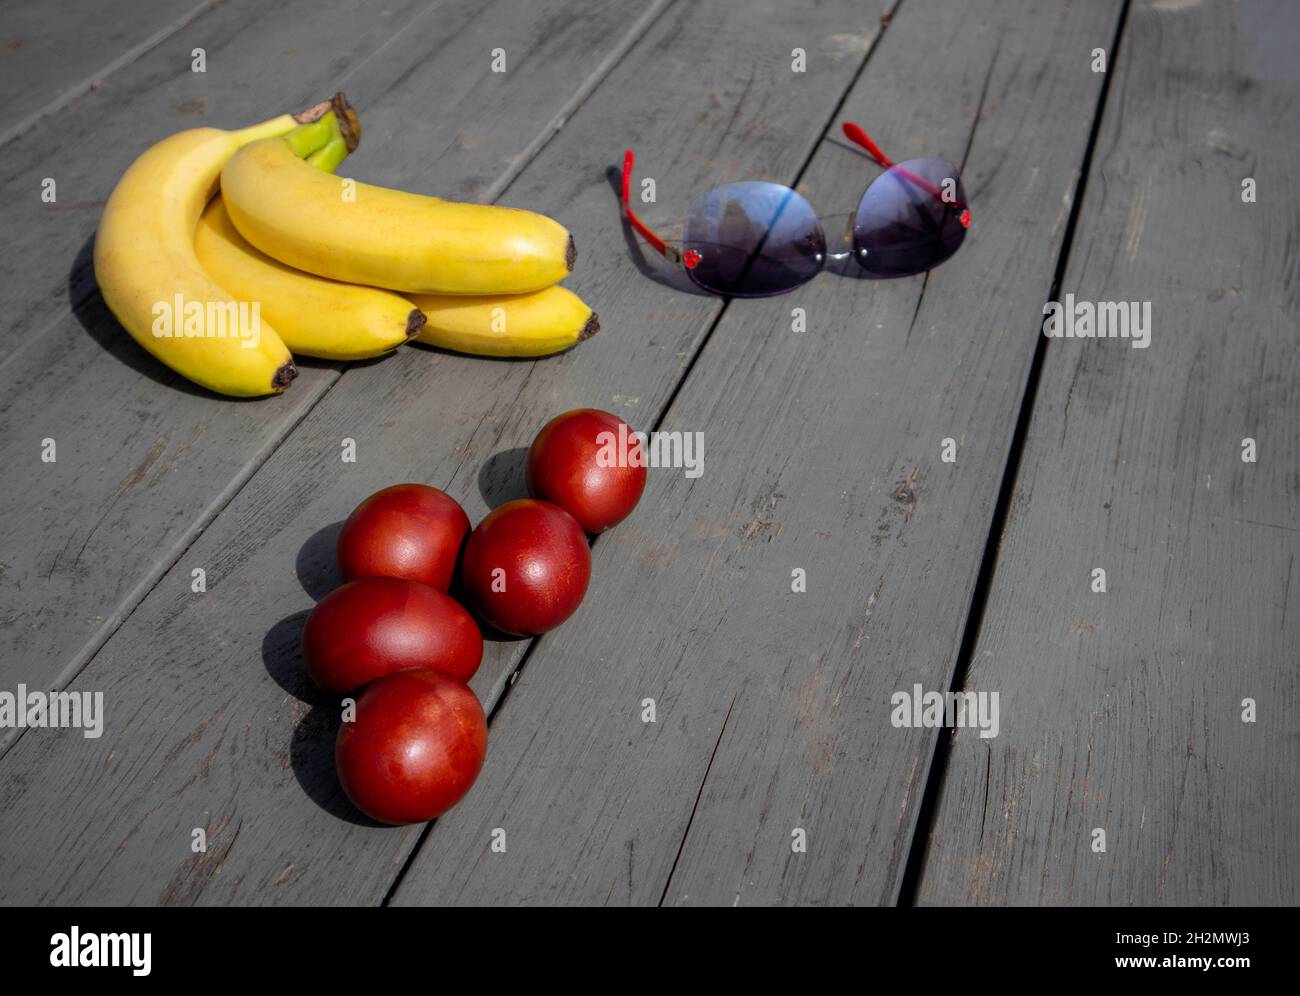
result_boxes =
[893,0,1134,907]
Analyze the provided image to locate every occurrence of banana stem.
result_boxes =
[230,94,359,155]
[283,113,343,160]
[305,134,349,174]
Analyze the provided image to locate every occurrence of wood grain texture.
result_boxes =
[0,0,217,146]
[0,0,889,904]
[0,0,654,711]
[388,0,1124,906]
[914,0,1300,906]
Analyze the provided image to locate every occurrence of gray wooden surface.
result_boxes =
[0,0,1295,906]
[0,0,216,146]
[390,0,1124,907]
[0,0,654,723]
[0,0,889,905]
[914,0,1300,906]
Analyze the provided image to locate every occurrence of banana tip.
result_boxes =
[579,312,599,343]
[405,308,427,340]
[565,235,576,272]
[272,361,298,391]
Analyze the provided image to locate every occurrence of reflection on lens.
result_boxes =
[853,158,967,278]
[683,181,826,297]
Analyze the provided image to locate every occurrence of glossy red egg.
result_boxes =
[525,408,647,533]
[337,483,470,592]
[302,577,482,693]
[461,499,591,636]
[336,670,487,825]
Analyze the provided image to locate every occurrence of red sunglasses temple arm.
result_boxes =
[841,122,971,227]
[841,121,895,168]
[621,149,675,259]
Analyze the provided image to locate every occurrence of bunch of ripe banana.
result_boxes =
[95,93,597,397]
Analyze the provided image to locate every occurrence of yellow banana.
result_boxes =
[221,138,575,296]
[410,285,598,358]
[195,198,425,360]
[94,96,353,396]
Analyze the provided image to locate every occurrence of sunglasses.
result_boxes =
[621,123,970,297]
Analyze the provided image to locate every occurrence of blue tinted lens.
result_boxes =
[853,158,968,277]
[683,181,826,297]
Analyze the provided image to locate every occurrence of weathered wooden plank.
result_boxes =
[915,0,1300,906]
[0,0,888,905]
[0,0,656,707]
[388,0,1125,906]
[0,0,216,146]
